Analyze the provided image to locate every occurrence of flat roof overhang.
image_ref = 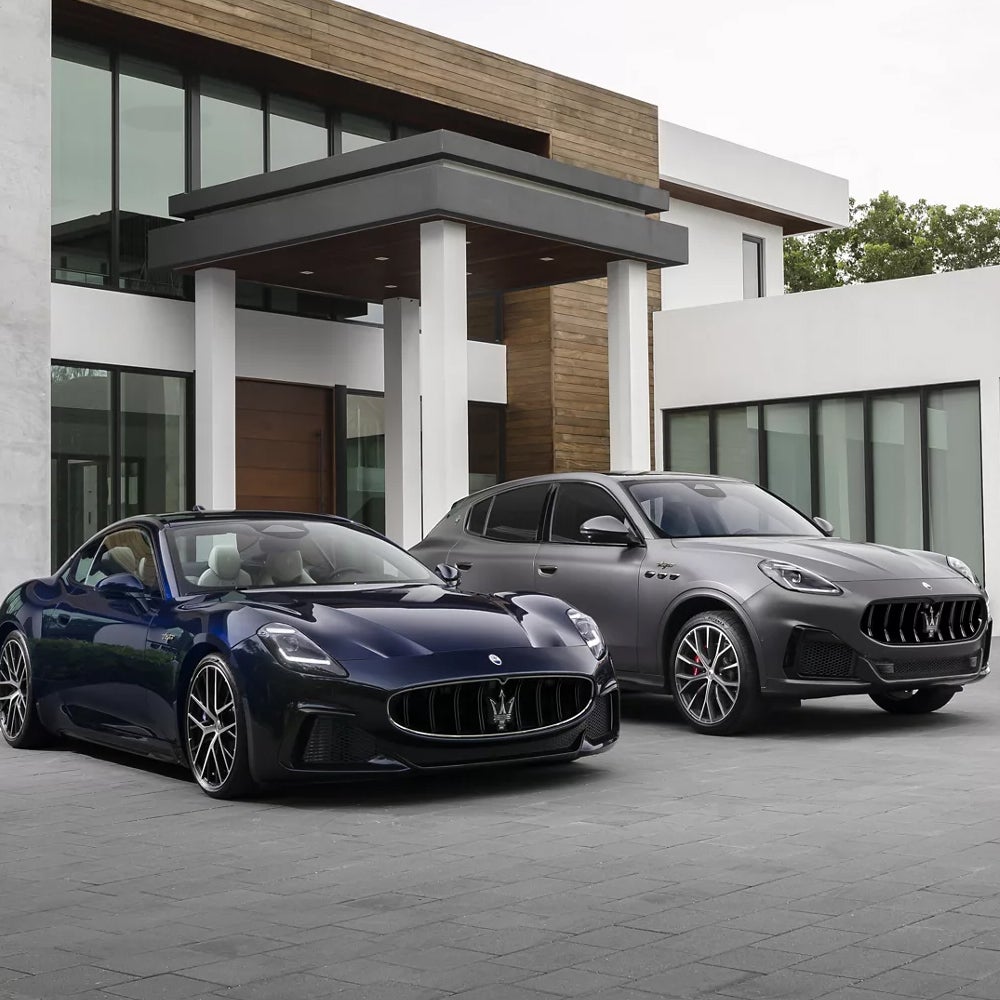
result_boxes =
[150,131,688,301]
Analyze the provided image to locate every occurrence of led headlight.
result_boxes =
[567,609,607,660]
[947,555,979,586]
[758,559,842,595]
[257,623,347,676]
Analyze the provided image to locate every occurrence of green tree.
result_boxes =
[784,192,1000,292]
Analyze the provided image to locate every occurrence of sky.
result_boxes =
[346,0,1000,208]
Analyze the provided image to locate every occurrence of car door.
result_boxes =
[38,527,163,752]
[449,483,551,595]
[531,482,646,674]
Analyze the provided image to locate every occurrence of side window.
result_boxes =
[466,497,492,536]
[483,485,549,543]
[85,528,160,591]
[550,484,629,543]
[67,538,102,586]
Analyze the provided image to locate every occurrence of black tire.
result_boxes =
[184,654,256,799]
[870,688,957,715]
[668,610,763,735]
[0,630,53,749]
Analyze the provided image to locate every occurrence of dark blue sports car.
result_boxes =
[0,511,618,798]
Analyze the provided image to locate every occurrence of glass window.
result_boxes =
[764,402,811,514]
[469,404,503,493]
[345,394,385,534]
[715,406,759,482]
[816,397,866,541]
[51,366,114,568]
[927,385,983,578]
[200,78,263,188]
[484,485,549,542]
[871,392,923,549]
[742,236,763,299]
[666,411,710,473]
[120,372,189,521]
[268,95,328,171]
[87,528,159,590]
[550,484,628,543]
[467,497,492,536]
[340,112,392,153]
[52,40,112,287]
[468,295,501,343]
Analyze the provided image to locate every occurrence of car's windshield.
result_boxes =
[626,480,822,539]
[165,518,438,593]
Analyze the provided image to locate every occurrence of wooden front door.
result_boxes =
[236,379,334,513]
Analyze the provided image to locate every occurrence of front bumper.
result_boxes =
[743,580,991,699]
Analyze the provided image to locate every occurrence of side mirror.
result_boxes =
[435,563,461,587]
[579,516,636,545]
[813,516,835,536]
[96,572,147,597]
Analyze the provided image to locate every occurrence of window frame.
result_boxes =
[478,483,553,544]
[63,523,164,595]
[545,481,637,546]
[742,234,765,299]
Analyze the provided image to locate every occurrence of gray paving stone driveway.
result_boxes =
[2,682,1000,1000]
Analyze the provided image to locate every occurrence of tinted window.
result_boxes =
[550,484,628,543]
[78,528,159,590]
[467,497,491,536]
[484,485,548,542]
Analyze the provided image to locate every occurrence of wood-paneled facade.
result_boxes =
[70,0,663,475]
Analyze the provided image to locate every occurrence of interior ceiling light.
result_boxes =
[375,256,390,262]
[385,284,397,289]
[540,256,554,262]
[300,269,314,275]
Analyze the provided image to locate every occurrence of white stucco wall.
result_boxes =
[660,200,784,310]
[653,265,1000,585]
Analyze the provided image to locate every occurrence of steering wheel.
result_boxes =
[326,567,364,581]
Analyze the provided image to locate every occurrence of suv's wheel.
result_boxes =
[184,655,255,799]
[668,610,762,735]
[870,688,957,715]
[0,630,52,749]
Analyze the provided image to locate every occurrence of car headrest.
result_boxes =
[105,546,138,575]
[207,545,243,581]
[266,549,305,584]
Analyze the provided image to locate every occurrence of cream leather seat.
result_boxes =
[261,549,315,587]
[197,546,251,588]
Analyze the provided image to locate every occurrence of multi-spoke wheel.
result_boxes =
[0,631,51,749]
[870,688,957,715]
[668,610,762,735]
[185,656,254,798]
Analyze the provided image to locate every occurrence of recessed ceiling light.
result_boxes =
[466,271,472,276]
[540,256,554,262]
[300,269,314,275]
[385,284,397,289]
[375,256,390,262]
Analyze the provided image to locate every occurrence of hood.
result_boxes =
[668,536,966,584]
[238,584,538,660]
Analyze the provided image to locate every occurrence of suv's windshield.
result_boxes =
[165,519,437,594]
[626,480,822,539]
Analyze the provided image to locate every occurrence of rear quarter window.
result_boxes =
[483,485,549,543]
[466,497,492,536]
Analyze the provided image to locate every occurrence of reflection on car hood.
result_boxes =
[240,584,539,659]
[668,536,966,584]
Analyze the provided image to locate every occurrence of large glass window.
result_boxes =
[52,40,113,287]
[200,78,263,188]
[715,406,759,482]
[345,393,385,533]
[340,112,392,153]
[667,412,710,473]
[764,402,811,513]
[928,385,983,578]
[469,404,504,492]
[269,96,328,171]
[871,392,923,550]
[816,397,866,541]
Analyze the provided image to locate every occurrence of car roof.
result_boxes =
[104,510,357,531]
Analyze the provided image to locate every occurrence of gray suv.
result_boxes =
[411,473,991,735]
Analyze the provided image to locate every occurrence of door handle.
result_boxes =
[456,562,473,571]
[538,565,558,575]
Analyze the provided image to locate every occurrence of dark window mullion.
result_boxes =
[919,385,931,550]
[331,110,343,155]
[708,409,718,475]
[111,370,122,522]
[110,51,120,289]
[863,394,875,542]
[186,75,201,190]
[757,403,767,488]
[262,91,271,172]
[662,411,671,470]
[809,399,820,517]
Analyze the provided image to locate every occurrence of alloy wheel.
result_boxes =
[0,635,29,740]
[186,660,239,792]
[673,624,741,726]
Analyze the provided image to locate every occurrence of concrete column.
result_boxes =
[383,297,422,547]
[979,377,1000,589]
[0,0,51,592]
[607,259,651,471]
[419,220,469,532]
[195,268,237,509]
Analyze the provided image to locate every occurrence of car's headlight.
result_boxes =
[567,609,606,660]
[758,559,842,595]
[257,623,347,676]
[947,555,979,586]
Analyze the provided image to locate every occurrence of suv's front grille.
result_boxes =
[388,675,594,738]
[862,598,986,645]
[874,654,982,681]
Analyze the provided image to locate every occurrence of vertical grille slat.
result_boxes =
[862,597,986,645]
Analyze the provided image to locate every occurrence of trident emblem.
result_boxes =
[920,603,942,640]
[489,685,516,731]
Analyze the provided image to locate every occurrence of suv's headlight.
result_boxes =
[947,555,979,586]
[257,623,347,676]
[567,609,606,660]
[759,559,842,595]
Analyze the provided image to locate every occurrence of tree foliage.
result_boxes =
[784,192,1000,292]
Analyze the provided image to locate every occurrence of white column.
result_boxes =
[383,297,423,547]
[419,220,469,532]
[195,268,237,509]
[0,0,50,592]
[607,259,651,471]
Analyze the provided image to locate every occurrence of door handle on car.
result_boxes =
[538,565,558,576]
[456,562,473,571]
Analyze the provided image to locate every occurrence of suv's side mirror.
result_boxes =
[579,516,636,545]
[813,516,835,536]
[96,572,147,597]
[435,563,461,587]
